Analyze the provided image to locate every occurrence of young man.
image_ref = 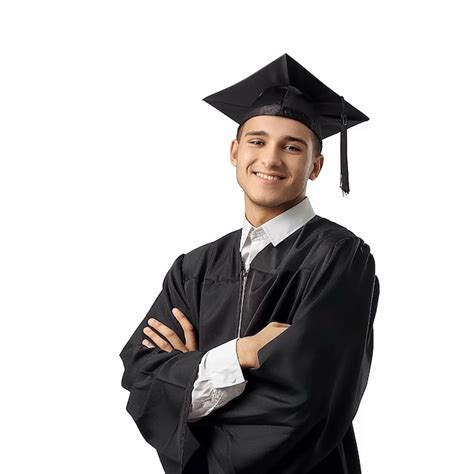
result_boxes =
[119,53,380,474]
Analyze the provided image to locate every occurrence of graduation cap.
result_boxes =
[202,53,369,195]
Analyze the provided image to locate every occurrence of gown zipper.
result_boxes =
[237,262,249,338]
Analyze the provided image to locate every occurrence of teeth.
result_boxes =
[255,172,282,181]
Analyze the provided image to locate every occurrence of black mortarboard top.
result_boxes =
[202,53,369,195]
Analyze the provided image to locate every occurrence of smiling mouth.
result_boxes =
[253,171,286,181]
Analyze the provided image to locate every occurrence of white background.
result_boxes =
[1,1,473,472]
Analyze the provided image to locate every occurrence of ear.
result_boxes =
[230,139,239,167]
[309,154,324,180]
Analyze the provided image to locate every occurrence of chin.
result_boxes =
[246,191,288,208]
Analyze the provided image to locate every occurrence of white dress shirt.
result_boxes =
[188,196,316,422]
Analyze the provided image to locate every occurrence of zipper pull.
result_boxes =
[240,258,248,276]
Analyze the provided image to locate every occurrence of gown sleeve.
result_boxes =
[119,253,206,474]
[204,236,380,473]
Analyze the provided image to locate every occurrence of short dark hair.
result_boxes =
[236,123,321,156]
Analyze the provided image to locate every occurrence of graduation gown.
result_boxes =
[119,214,380,474]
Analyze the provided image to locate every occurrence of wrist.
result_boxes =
[236,337,255,369]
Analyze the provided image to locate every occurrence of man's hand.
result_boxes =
[142,307,197,352]
[237,321,291,369]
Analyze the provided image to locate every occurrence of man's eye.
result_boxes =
[248,140,300,151]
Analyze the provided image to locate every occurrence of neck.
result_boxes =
[244,194,306,227]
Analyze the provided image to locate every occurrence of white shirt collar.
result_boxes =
[239,196,316,252]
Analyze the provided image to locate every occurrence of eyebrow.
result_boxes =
[244,130,308,148]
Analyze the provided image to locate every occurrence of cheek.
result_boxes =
[236,156,254,172]
[288,162,307,177]
[235,162,249,180]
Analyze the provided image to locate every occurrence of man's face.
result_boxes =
[230,115,324,210]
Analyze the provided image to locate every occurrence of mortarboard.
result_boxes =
[202,53,369,195]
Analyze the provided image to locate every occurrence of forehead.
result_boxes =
[241,115,312,138]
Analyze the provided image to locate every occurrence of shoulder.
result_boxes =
[298,215,373,270]
[179,228,240,280]
[304,214,358,243]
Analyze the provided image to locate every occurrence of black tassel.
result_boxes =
[340,96,350,196]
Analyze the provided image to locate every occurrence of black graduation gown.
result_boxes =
[119,214,380,474]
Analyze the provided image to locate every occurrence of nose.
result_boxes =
[260,143,284,168]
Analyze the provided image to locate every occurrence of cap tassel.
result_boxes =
[340,96,350,196]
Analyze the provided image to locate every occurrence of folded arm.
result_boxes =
[119,254,206,473]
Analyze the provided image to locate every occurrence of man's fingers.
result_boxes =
[146,319,188,352]
[142,339,155,348]
[171,308,194,331]
[172,308,198,351]
[142,326,174,352]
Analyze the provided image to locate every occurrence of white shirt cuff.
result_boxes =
[205,337,247,389]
